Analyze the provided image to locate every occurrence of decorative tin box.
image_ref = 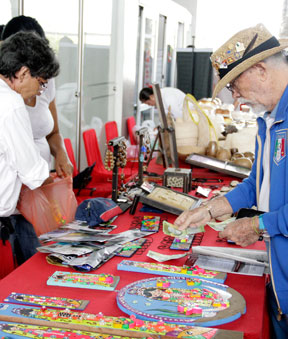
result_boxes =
[163,167,192,193]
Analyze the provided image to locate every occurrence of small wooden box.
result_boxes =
[163,168,192,193]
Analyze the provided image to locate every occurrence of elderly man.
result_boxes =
[175,24,288,337]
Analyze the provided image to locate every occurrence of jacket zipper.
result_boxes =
[257,118,284,320]
[271,118,284,320]
[268,237,283,320]
[256,120,283,321]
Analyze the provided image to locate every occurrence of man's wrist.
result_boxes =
[251,216,264,240]
[203,204,213,219]
[259,214,266,230]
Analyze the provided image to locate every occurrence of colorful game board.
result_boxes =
[4,293,89,310]
[0,322,136,339]
[117,260,227,283]
[140,216,160,232]
[170,236,194,251]
[117,276,246,327]
[116,239,147,257]
[0,303,244,338]
[47,271,120,291]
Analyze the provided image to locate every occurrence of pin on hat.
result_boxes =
[211,23,288,99]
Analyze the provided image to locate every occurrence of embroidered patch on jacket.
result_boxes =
[273,131,286,164]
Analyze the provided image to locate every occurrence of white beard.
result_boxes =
[238,98,268,115]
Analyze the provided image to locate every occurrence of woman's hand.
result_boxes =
[42,176,54,186]
[55,150,73,178]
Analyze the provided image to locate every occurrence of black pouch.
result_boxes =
[73,162,96,195]
[235,208,264,219]
[0,217,14,245]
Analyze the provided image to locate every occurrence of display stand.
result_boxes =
[108,136,126,202]
[135,127,148,186]
[146,83,179,169]
[146,125,169,168]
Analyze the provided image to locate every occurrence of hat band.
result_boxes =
[219,36,280,79]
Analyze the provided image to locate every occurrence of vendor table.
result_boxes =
[0,160,270,339]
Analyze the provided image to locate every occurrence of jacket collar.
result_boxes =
[274,85,288,122]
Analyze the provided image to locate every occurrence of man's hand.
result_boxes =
[219,217,259,247]
[174,207,210,230]
[174,196,233,230]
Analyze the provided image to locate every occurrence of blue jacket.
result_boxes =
[226,85,288,316]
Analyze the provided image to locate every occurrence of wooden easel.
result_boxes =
[146,83,179,169]
[146,125,169,168]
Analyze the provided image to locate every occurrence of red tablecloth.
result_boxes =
[0,160,270,339]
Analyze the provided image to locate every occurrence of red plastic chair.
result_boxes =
[0,241,15,279]
[64,137,112,200]
[83,129,136,181]
[127,116,137,145]
[64,138,78,177]
[105,121,118,148]
[83,129,108,175]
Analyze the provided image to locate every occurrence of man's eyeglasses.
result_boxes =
[226,73,242,93]
[226,79,237,93]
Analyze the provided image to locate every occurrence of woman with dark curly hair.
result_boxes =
[0,31,60,262]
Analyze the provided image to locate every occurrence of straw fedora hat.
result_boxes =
[211,23,288,99]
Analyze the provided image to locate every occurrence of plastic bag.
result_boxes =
[175,94,219,160]
[184,94,218,146]
[17,174,78,236]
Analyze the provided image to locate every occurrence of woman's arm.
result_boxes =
[46,99,73,177]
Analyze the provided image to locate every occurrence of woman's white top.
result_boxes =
[26,78,55,167]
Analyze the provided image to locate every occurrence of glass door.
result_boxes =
[135,7,158,125]
[0,0,18,25]
[156,14,167,88]
[24,0,118,169]
[82,0,115,132]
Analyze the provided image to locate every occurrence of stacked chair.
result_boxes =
[64,138,112,200]
[126,116,137,145]
[83,128,137,183]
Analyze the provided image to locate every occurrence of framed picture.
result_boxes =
[139,185,201,215]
